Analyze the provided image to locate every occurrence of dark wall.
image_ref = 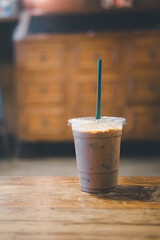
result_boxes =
[0,21,17,63]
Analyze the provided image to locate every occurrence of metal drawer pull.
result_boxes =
[93,53,100,60]
[39,54,47,61]
[41,119,49,126]
[150,117,158,125]
[40,87,48,93]
[148,84,157,92]
[148,50,156,59]
[92,85,97,92]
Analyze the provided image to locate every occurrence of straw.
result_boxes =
[96,59,102,119]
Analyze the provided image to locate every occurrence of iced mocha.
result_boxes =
[68,117,126,193]
[73,129,122,192]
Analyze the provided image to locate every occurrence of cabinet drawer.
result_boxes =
[132,37,160,47]
[128,75,160,104]
[74,103,124,118]
[17,72,66,104]
[72,43,120,70]
[129,37,160,66]
[126,107,160,139]
[20,111,66,136]
[17,43,65,70]
[17,71,64,84]
[131,47,160,66]
[73,74,124,105]
[19,83,65,104]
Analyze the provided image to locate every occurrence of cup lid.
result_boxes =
[68,116,126,126]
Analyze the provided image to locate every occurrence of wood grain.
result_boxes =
[0,176,160,240]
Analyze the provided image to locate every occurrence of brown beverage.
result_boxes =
[73,129,122,193]
[68,117,126,193]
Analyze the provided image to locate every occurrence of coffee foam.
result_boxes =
[71,122,123,132]
[68,117,126,132]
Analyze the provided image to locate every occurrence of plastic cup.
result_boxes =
[68,116,126,193]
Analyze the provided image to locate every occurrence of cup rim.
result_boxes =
[68,116,126,126]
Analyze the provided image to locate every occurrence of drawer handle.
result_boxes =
[41,119,48,126]
[148,50,156,59]
[150,117,158,125]
[92,85,97,93]
[39,54,47,61]
[93,53,100,61]
[40,87,48,94]
[148,84,157,92]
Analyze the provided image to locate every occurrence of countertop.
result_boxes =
[0,176,160,239]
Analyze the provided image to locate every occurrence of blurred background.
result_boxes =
[0,0,159,177]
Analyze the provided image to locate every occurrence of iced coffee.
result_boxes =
[68,117,126,193]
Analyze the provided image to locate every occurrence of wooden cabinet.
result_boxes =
[72,73,124,117]
[124,107,160,139]
[17,71,66,105]
[72,41,121,70]
[14,31,160,141]
[16,43,66,70]
[127,73,160,105]
[19,108,68,141]
[128,37,160,67]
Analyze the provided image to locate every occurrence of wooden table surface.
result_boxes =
[0,176,160,240]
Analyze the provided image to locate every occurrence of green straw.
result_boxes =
[96,59,102,119]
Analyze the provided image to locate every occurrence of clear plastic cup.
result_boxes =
[68,117,126,193]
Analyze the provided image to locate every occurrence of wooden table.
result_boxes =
[0,176,160,240]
